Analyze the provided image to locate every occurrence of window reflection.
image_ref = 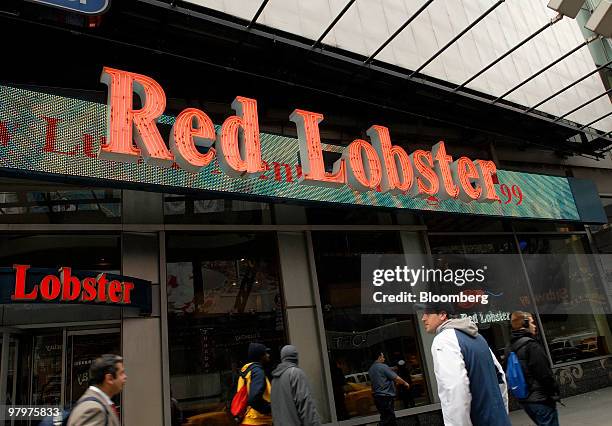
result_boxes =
[312,232,430,420]
[164,195,271,224]
[519,234,612,364]
[0,182,120,223]
[427,235,521,360]
[166,233,285,426]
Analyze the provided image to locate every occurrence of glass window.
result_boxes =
[590,196,612,253]
[427,235,522,359]
[424,214,508,232]
[166,233,285,425]
[305,206,395,225]
[31,333,63,406]
[512,220,585,233]
[0,179,120,223]
[518,234,612,364]
[164,195,272,224]
[312,232,430,420]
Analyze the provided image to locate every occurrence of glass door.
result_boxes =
[31,332,64,407]
[65,329,121,408]
[0,333,18,403]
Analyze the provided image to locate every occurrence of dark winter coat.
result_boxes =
[506,330,560,404]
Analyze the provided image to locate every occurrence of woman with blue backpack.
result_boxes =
[505,312,561,426]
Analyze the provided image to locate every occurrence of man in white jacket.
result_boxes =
[420,302,510,426]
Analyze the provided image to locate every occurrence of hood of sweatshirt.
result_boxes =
[436,317,479,337]
[272,345,298,377]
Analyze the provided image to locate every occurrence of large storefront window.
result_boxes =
[518,234,612,364]
[312,231,430,421]
[591,196,612,253]
[427,235,522,359]
[166,232,285,425]
[164,195,272,224]
[0,179,121,224]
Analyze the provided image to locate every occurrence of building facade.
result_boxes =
[0,1,611,425]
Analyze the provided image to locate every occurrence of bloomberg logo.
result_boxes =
[28,0,110,15]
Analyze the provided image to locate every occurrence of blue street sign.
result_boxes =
[28,0,111,15]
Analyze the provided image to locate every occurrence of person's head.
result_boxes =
[280,345,299,365]
[374,350,385,364]
[511,311,536,335]
[89,354,126,397]
[419,302,454,334]
[408,354,418,365]
[247,342,271,364]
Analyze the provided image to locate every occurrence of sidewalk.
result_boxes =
[509,387,612,425]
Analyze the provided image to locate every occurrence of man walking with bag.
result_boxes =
[506,311,560,426]
[67,354,126,426]
[271,345,321,426]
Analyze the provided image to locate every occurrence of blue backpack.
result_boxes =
[505,338,530,399]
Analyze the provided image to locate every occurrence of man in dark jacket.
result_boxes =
[506,311,560,426]
[271,345,321,426]
[240,343,272,425]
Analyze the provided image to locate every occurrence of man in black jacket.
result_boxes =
[506,311,560,426]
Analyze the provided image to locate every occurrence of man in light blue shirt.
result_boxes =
[368,351,410,426]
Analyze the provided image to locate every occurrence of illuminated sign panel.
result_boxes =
[0,265,152,314]
[100,67,498,203]
[0,82,581,221]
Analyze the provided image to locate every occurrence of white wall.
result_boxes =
[183,0,611,133]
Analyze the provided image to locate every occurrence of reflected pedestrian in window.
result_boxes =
[330,358,349,420]
[368,350,410,426]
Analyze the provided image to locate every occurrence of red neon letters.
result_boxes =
[368,125,413,194]
[217,97,266,177]
[11,265,135,304]
[289,109,346,187]
[100,66,500,203]
[170,108,216,172]
[100,67,174,167]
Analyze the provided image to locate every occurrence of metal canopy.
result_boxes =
[579,111,612,130]
[455,14,563,92]
[554,88,612,122]
[312,0,356,49]
[492,37,598,104]
[37,0,612,156]
[247,0,270,29]
[364,0,435,65]
[409,0,505,78]
[524,59,612,114]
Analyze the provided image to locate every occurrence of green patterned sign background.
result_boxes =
[0,85,580,221]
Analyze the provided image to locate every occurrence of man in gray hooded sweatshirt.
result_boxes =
[271,345,321,426]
